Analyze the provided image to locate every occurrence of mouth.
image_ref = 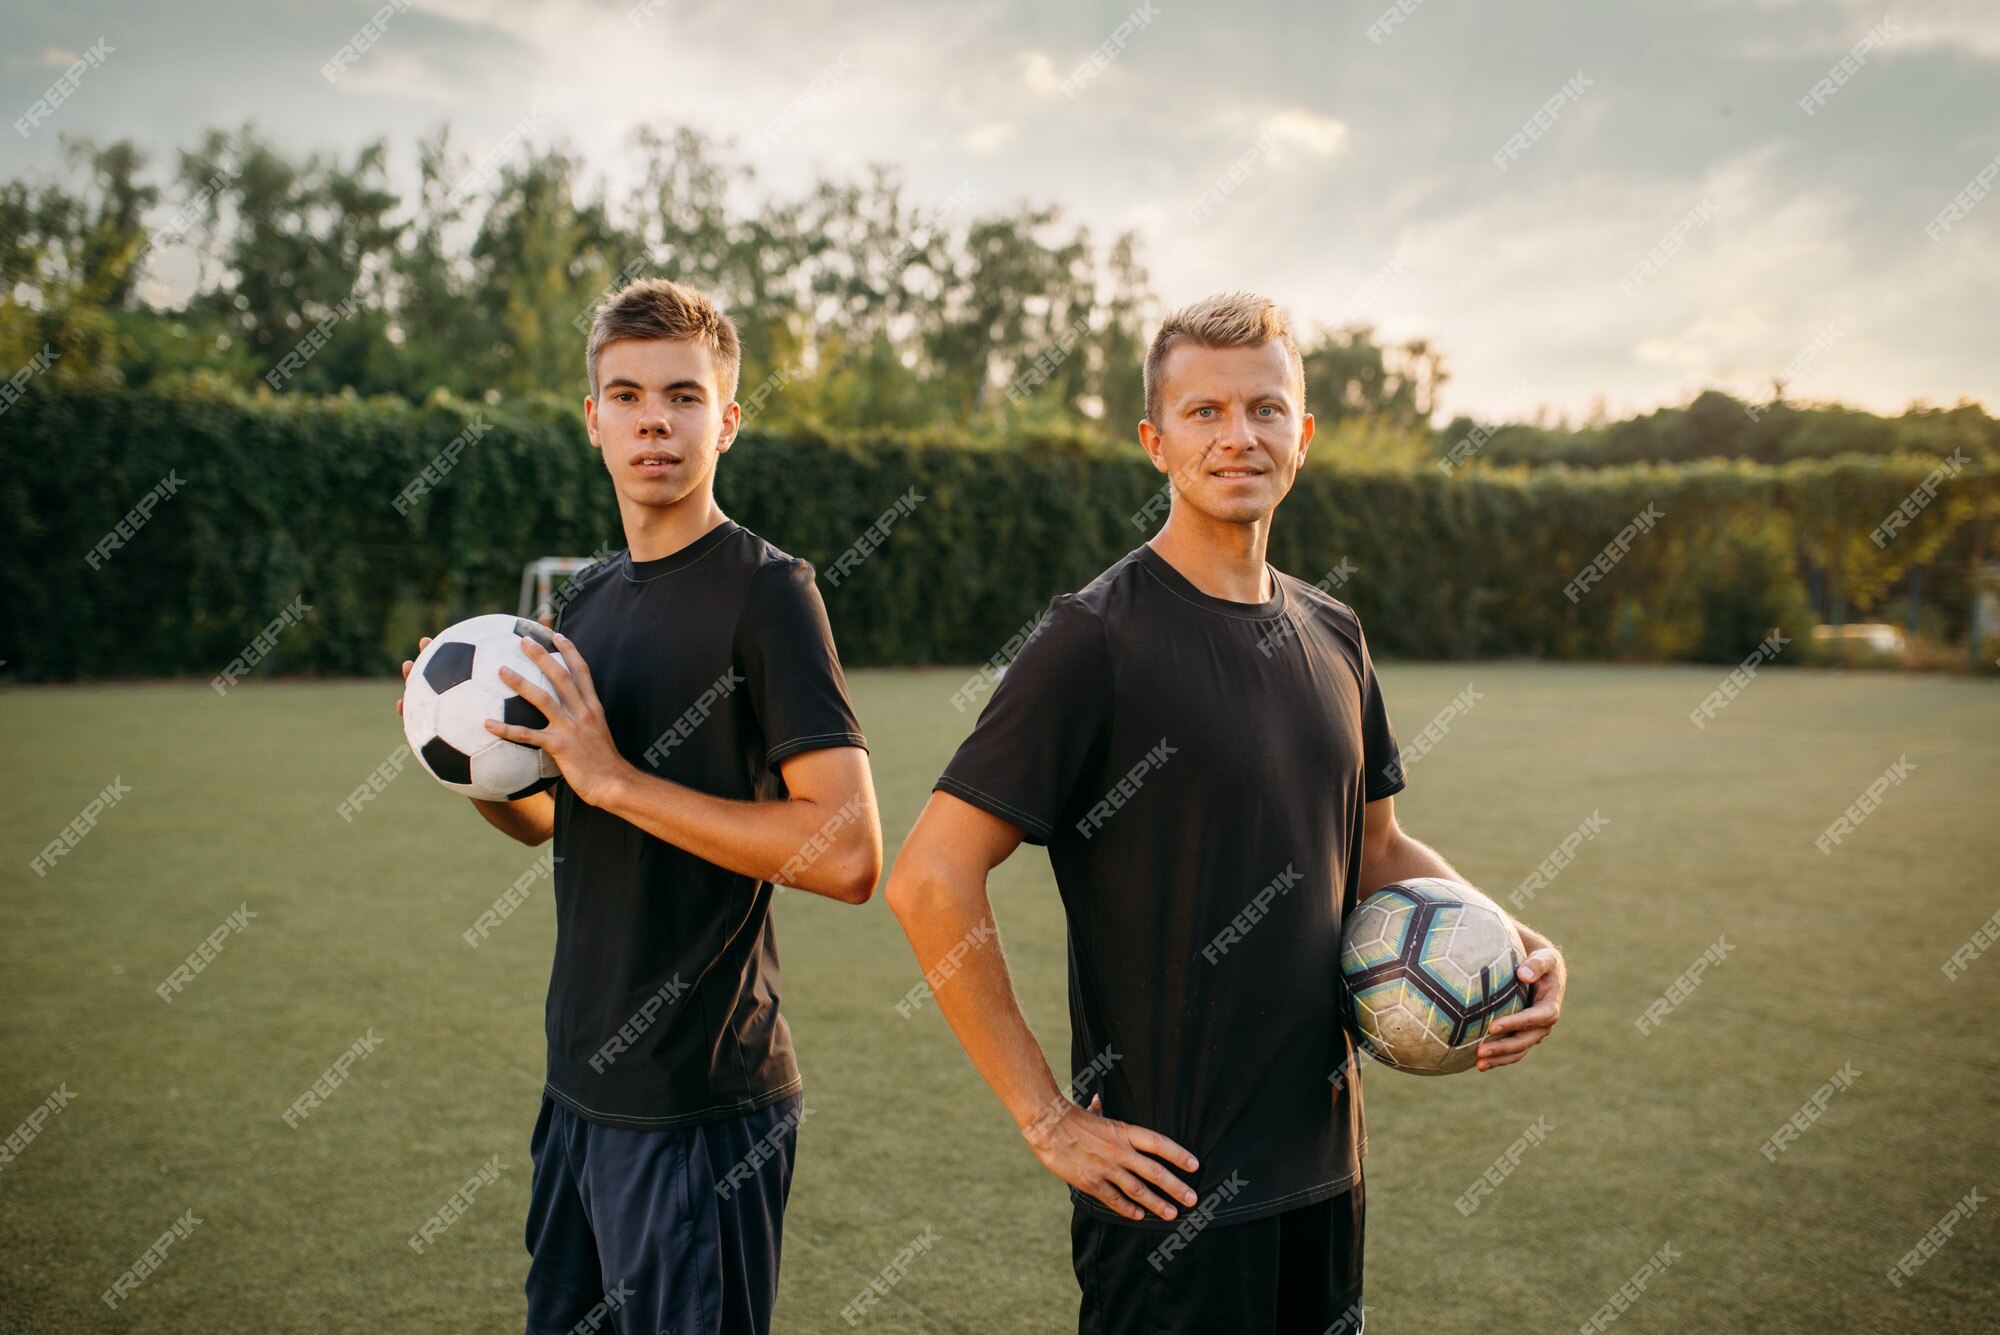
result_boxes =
[629,451,683,475]
[1211,466,1264,480]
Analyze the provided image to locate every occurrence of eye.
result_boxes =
[1195,406,1215,418]
[1257,404,1279,417]
[615,392,636,402]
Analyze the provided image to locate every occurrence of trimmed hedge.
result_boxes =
[3,384,1993,680]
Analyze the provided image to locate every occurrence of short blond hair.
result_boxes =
[585,277,741,402]
[1143,291,1305,425]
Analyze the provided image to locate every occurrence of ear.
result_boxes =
[583,394,602,450]
[1296,411,1316,466]
[1137,418,1169,474]
[716,399,741,454]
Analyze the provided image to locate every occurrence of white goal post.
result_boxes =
[517,556,606,625]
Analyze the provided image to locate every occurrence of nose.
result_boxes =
[1212,406,1259,455]
[637,400,670,437]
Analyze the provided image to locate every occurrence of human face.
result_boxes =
[1139,339,1314,527]
[583,338,739,511]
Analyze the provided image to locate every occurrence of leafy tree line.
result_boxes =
[0,126,1447,446]
[1441,389,1998,471]
[5,383,1994,682]
[20,123,1983,464]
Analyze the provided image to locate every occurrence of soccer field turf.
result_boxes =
[3,664,1996,1332]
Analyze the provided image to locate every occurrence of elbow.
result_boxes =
[883,848,944,926]
[1358,816,1406,888]
[833,852,882,906]
[818,833,883,906]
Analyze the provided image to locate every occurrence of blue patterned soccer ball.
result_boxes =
[1340,878,1531,1076]
[401,615,565,803]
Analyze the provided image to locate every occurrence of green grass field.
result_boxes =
[4,664,1997,1332]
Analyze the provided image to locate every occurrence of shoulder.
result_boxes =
[739,531,819,603]
[730,531,836,650]
[1060,550,1148,629]
[1003,561,1134,684]
[1047,552,1145,643]
[1277,571,1370,658]
[1280,573,1361,626]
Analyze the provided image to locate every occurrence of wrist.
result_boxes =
[592,761,642,813]
[1017,1089,1077,1150]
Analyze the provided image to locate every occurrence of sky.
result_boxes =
[2,0,1995,424]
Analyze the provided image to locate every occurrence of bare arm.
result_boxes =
[595,747,880,903]
[484,633,882,903]
[471,791,555,845]
[883,791,1201,1222]
[1358,794,1567,1070]
[399,636,553,846]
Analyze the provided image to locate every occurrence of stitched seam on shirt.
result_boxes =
[619,525,741,584]
[935,776,1055,840]
[1137,557,1291,621]
[767,731,867,764]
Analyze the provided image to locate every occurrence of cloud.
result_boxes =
[1260,109,1349,160]
[963,122,1017,154]
[2,0,1985,419]
[1019,50,1062,95]
[326,47,459,104]
[1307,145,1877,418]
[1721,0,2000,60]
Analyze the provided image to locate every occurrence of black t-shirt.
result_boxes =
[937,544,1403,1228]
[546,522,866,1130]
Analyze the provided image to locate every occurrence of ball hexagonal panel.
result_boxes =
[402,678,439,740]
[436,681,505,757]
[1341,896,1413,972]
[470,740,546,800]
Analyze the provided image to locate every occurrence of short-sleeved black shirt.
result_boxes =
[547,521,866,1130]
[938,544,1403,1228]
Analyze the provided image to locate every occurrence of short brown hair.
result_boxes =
[1143,291,1305,425]
[585,277,741,402]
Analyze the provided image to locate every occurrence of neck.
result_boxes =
[620,486,730,562]
[1148,507,1273,603]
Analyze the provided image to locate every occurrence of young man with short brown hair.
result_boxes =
[402,277,881,1335]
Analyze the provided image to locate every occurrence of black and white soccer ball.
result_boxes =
[402,615,565,802]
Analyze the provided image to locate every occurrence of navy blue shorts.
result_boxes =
[525,1092,803,1335]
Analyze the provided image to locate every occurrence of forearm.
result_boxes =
[1362,827,1560,956]
[1513,919,1559,957]
[598,765,876,902]
[886,863,1068,1133]
[471,791,554,845]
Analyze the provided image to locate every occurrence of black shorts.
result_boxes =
[1071,1181,1366,1335]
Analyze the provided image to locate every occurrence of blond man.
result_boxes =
[884,293,1566,1332]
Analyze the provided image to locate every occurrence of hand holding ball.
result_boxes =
[401,615,567,802]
